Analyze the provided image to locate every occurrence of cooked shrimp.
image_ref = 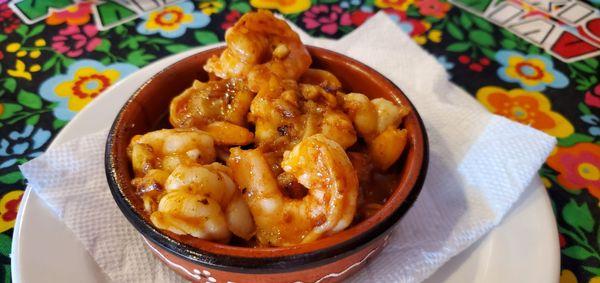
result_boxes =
[225,193,257,241]
[369,98,410,170]
[170,79,254,128]
[151,191,231,242]
[249,91,304,149]
[131,169,170,213]
[320,110,357,149]
[128,129,216,216]
[341,94,410,170]
[299,84,338,107]
[127,128,216,176]
[372,98,410,134]
[228,134,358,246]
[300,69,342,92]
[169,79,255,146]
[164,163,237,205]
[204,10,311,92]
[203,121,254,146]
[127,9,413,247]
[151,163,256,241]
[343,94,410,140]
[250,84,356,151]
[342,93,378,139]
[369,128,408,170]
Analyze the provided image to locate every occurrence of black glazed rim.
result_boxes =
[105,46,429,274]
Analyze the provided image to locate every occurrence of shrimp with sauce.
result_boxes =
[299,69,342,92]
[127,128,217,212]
[128,128,217,176]
[342,93,410,170]
[151,163,256,242]
[126,11,412,247]
[228,134,358,246]
[250,82,356,152]
[204,10,311,93]
[169,79,254,146]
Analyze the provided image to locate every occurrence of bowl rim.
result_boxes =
[105,45,429,273]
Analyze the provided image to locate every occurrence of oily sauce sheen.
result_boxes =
[127,10,410,248]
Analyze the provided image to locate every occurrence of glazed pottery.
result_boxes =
[106,46,428,283]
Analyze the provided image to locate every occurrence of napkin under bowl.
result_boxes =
[20,12,556,283]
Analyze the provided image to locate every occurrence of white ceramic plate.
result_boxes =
[11,46,560,283]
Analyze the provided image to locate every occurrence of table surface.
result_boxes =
[0,0,598,282]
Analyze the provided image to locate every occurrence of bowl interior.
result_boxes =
[106,46,427,269]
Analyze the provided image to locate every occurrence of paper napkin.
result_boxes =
[20,12,555,283]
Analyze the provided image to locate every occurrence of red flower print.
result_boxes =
[458,55,490,72]
[547,143,600,198]
[302,4,352,35]
[415,0,451,19]
[0,190,24,232]
[52,24,102,57]
[585,83,600,108]
[469,63,483,72]
[72,74,111,99]
[558,233,566,248]
[2,194,22,222]
[384,9,429,37]
[46,2,93,26]
[350,10,374,26]
[0,2,22,34]
[221,10,241,30]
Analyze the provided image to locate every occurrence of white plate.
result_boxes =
[12,46,560,283]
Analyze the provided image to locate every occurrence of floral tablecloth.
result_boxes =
[0,0,599,282]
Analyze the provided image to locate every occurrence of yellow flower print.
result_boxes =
[0,190,24,233]
[7,60,32,80]
[477,86,574,138]
[137,2,210,38]
[30,64,41,72]
[411,22,431,45]
[29,50,41,59]
[250,0,311,14]
[541,177,551,188]
[496,50,568,91]
[40,60,138,120]
[55,67,120,112]
[428,29,442,43]
[145,6,194,32]
[505,57,554,87]
[560,269,577,283]
[415,28,441,45]
[5,39,46,81]
[5,42,20,52]
[199,0,224,15]
[34,39,46,47]
[375,0,414,11]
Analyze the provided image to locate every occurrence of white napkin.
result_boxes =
[20,12,555,283]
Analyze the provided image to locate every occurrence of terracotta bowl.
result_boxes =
[105,46,428,283]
